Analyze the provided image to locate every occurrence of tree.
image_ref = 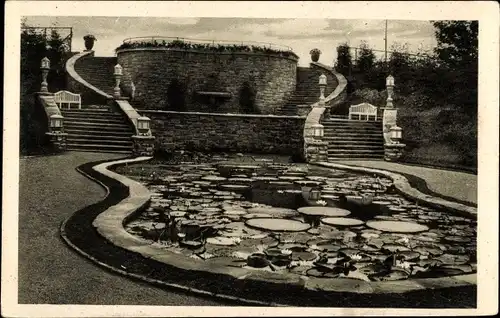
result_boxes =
[356,41,376,73]
[432,20,478,69]
[334,43,352,76]
[20,21,69,154]
[432,21,478,116]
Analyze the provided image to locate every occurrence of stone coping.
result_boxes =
[116,47,299,62]
[140,109,306,119]
[309,62,348,108]
[65,50,113,99]
[314,162,477,219]
[87,157,476,300]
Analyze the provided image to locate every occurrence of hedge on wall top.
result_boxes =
[115,39,299,59]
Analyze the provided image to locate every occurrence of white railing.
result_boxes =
[348,102,378,121]
[54,90,81,109]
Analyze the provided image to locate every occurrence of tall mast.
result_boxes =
[385,19,388,71]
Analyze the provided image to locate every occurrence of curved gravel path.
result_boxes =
[18,152,228,305]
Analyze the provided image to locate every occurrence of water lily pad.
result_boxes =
[361,232,380,239]
[206,236,241,246]
[413,246,443,257]
[297,207,351,217]
[202,175,227,182]
[241,213,273,219]
[306,268,339,278]
[245,218,311,232]
[292,251,318,261]
[247,253,269,268]
[224,209,247,216]
[369,267,410,281]
[382,244,411,253]
[307,228,320,235]
[435,253,470,265]
[278,232,312,244]
[444,236,471,243]
[366,220,429,233]
[219,184,250,191]
[247,207,298,218]
[398,250,420,261]
[321,217,364,227]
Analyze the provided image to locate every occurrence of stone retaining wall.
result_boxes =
[141,110,305,156]
[117,48,297,114]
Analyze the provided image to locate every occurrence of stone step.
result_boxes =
[64,128,133,137]
[323,136,384,141]
[67,135,132,144]
[63,116,126,124]
[66,133,132,140]
[328,148,384,157]
[66,143,133,152]
[67,148,132,154]
[61,109,114,115]
[323,127,382,132]
[325,139,383,145]
[64,120,131,128]
[323,118,382,124]
[328,154,384,161]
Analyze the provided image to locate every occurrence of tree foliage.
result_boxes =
[432,20,478,68]
[20,20,69,154]
[356,41,376,73]
[334,43,352,75]
[341,21,478,167]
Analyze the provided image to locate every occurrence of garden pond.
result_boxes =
[114,153,476,283]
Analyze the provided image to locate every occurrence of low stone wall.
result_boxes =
[141,110,305,156]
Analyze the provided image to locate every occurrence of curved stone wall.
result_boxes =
[117,48,298,114]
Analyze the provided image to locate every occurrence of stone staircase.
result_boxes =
[278,66,335,116]
[73,56,117,96]
[322,115,385,161]
[61,106,134,154]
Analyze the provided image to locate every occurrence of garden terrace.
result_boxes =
[116,37,299,60]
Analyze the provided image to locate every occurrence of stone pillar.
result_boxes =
[45,132,68,153]
[306,139,328,163]
[132,135,155,157]
[114,64,123,99]
[384,143,405,161]
[40,57,50,93]
[382,108,397,144]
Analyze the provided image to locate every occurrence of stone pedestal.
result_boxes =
[382,108,398,144]
[296,104,312,116]
[384,143,406,162]
[306,139,328,163]
[132,135,155,157]
[45,132,68,153]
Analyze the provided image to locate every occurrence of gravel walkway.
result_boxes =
[332,160,477,205]
[18,151,226,305]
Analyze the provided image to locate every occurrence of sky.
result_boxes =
[24,17,438,66]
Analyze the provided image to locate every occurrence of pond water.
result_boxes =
[116,155,476,282]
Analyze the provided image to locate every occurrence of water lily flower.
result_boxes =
[395,260,412,270]
[350,253,363,261]
[277,190,284,194]
[281,249,292,256]
[316,200,327,206]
